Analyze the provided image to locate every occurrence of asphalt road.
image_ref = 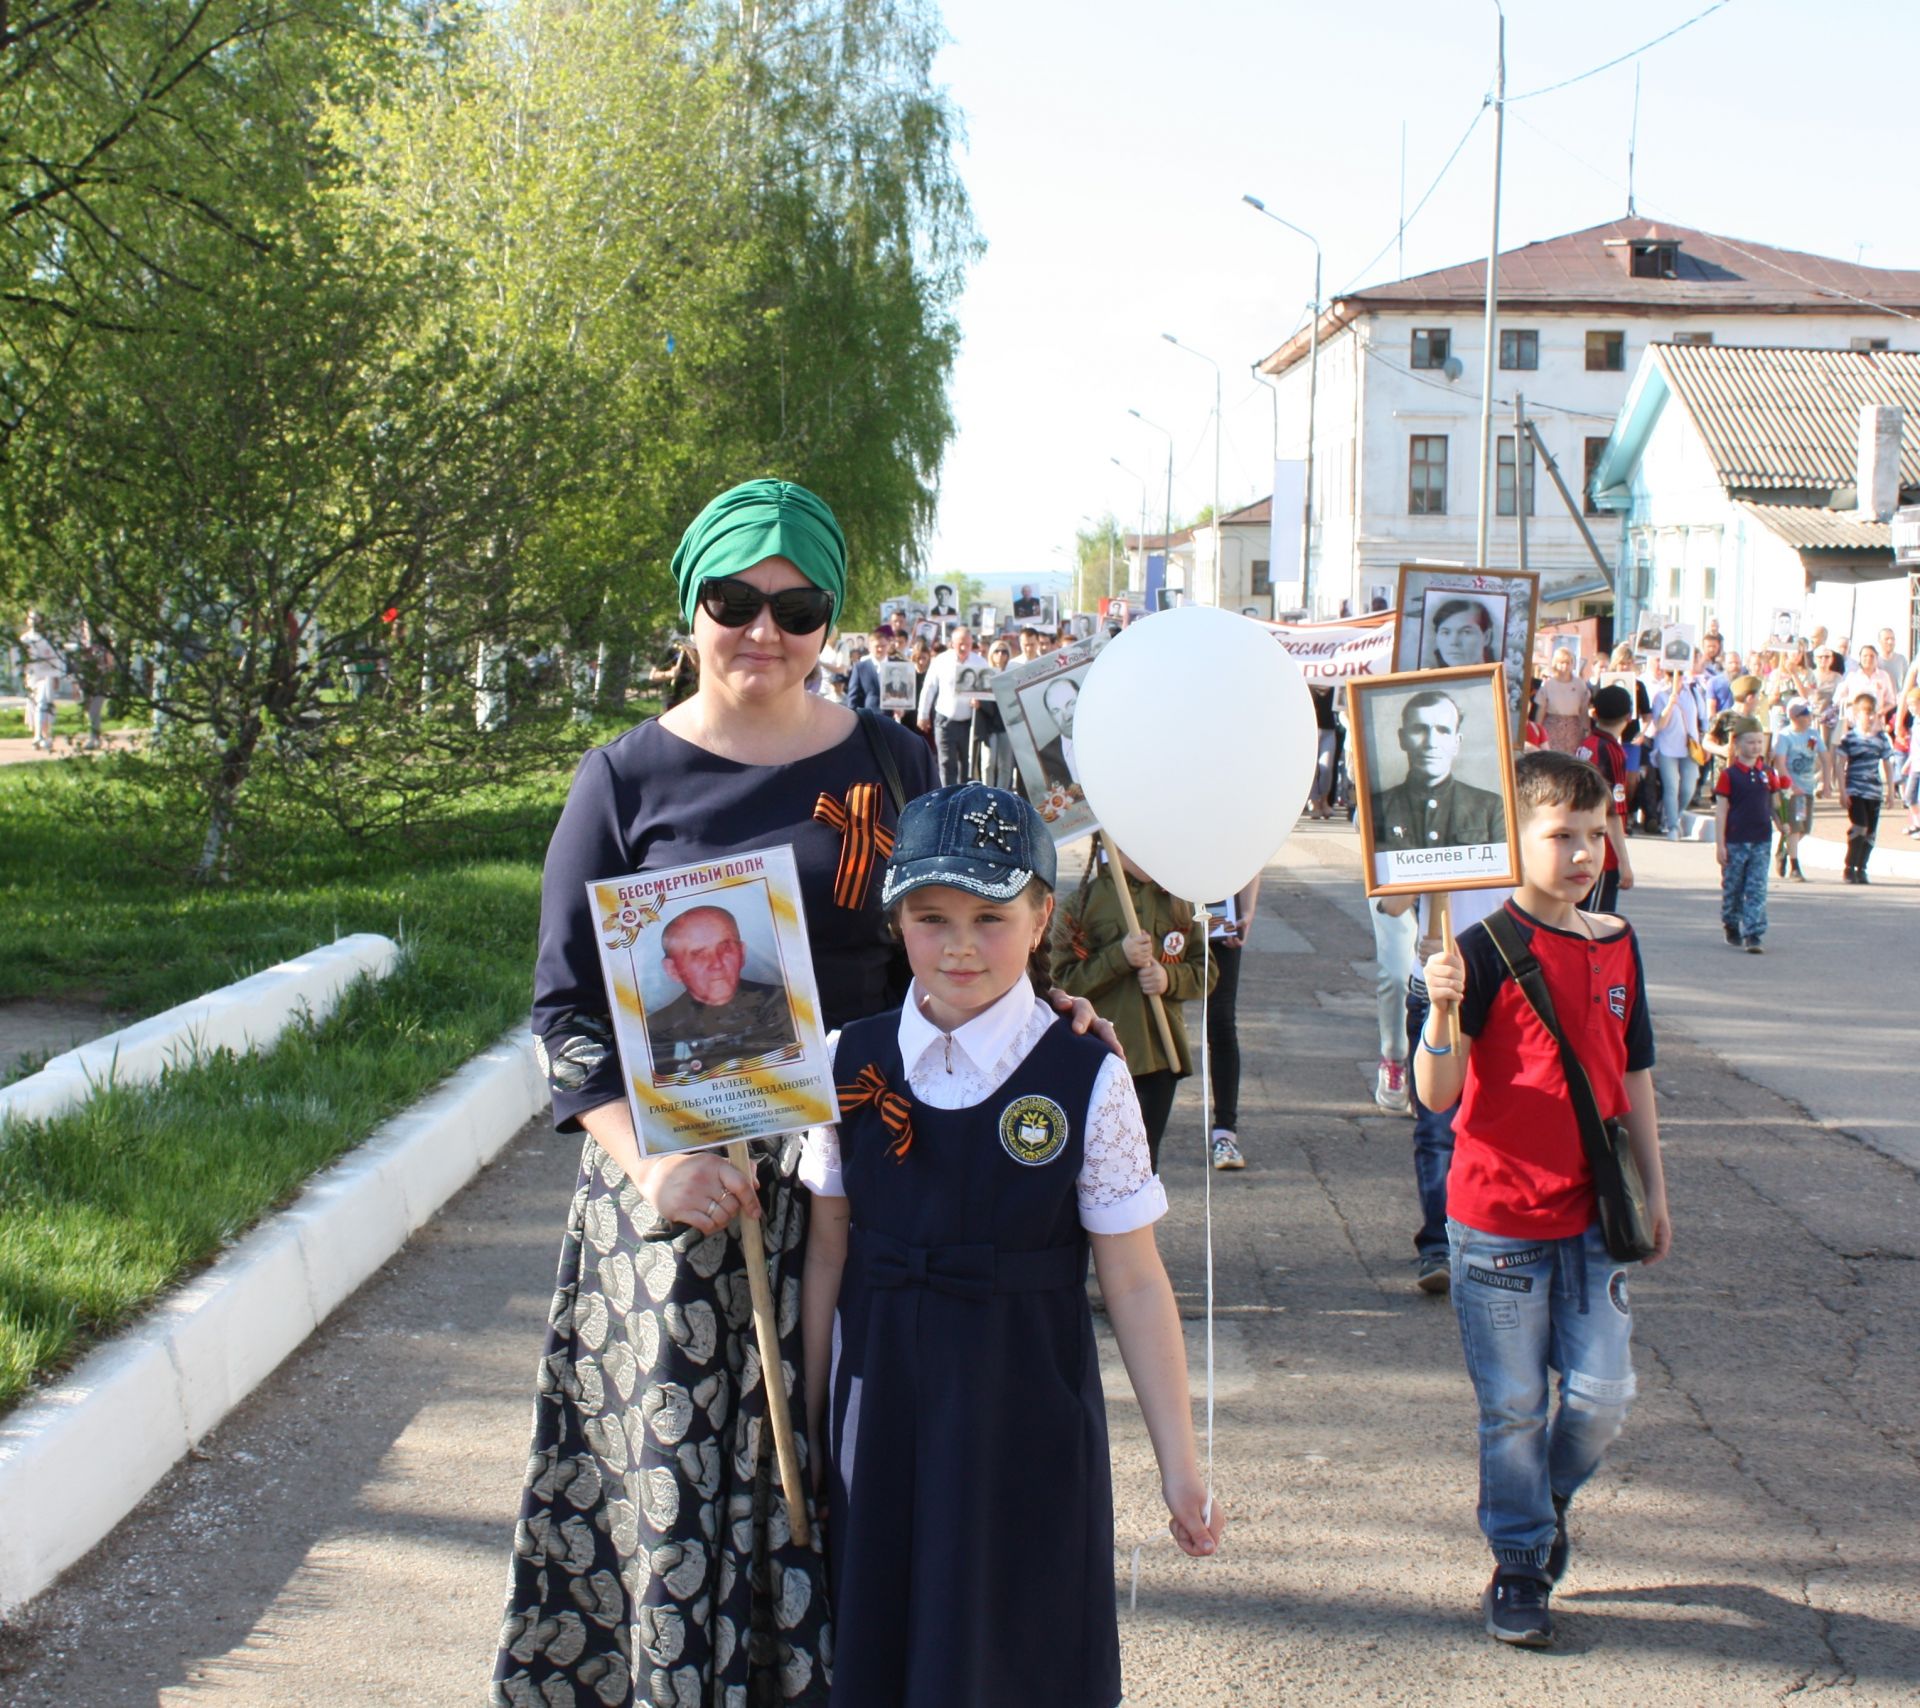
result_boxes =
[3,822,1916,1705]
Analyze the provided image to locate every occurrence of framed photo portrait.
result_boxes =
[954,661,997,706]
[1660,622,1696,666]
[878,657,917,713]
[1633,619,1663,656]
[1346,664,1522,898]
[991,631,1108,845]
[1393,565,1539,740]
[587,845,836,1154]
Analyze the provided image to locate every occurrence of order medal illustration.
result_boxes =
[998,1093,1070,1165]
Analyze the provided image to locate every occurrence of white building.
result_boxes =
[1588,343,1917,653]
[1123,496,1275,615]
[1255,219,1920,626]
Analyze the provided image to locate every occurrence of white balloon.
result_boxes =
[1073,607,1318,901]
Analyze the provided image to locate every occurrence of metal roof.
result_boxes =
[1654,343,1920,491]
[1259,219,1920,375]
[1736,502,1894,552]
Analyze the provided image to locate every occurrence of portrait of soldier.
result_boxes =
[647,903,796,1072]
[1367,689,1506,854]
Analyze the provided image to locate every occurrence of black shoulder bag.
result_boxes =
[1482,910,1658,1263]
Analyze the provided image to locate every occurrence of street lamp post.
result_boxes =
[1242,196,1321,613]
[1476,2,1508,571]
[1161,334,1224,608]
[1110,457,1149,601]
[1128,409,1175,598]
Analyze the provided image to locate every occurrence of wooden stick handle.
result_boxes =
[1099,831,1183,1067]
[727,1141,811,1548]
[1435,893,1462,1050]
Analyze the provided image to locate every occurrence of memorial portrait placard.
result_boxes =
[991,630,1108,845]
[1392,565,1539,740]
[588,845,836,1155]
[878,658,917,713]
[1347,664,1522,898]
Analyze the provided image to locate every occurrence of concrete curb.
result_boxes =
[0,934,401,1131]
[0,1026,549,1618]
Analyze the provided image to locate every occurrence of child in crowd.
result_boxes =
[1574,685,1636,914]
[801,784,1223,1708]
[1713,717,1788,952]
[1417,751,1671,1650]
[1835,692,1897,883]
[1896,684,1920,836]
[1050,841,1216,1173]
[1770,697,1825,879]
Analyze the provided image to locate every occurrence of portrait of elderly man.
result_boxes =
[647,902,797,1071]
[1367,688,1506,855]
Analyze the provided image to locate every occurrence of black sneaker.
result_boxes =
[1483,1568,1553,1647]
[1744,937,1764,954]
[1415,1253,1450,1295]
[1790,859,1806,882]
[1857,870,1871,884]
[1546,1494,1571,1582]
[1723,923,1742,946]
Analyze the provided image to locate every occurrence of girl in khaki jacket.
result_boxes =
[1050,846,1216,1170]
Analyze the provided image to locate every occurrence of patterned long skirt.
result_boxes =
[492,1139,830,1708]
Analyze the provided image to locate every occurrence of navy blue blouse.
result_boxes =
[533,713,937,1130]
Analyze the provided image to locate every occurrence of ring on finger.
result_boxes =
[707,1197,723,1219]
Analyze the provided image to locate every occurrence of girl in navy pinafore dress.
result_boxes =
[799,784,1225,1708]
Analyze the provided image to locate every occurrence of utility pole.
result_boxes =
[1474,2,1507,571]
[1242,198,1322,612]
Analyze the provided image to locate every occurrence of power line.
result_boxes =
[1335,102,1487,297]
[1635,211,1920,324]
[1509,0,1734,102]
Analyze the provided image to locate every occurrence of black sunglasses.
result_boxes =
[697,576,833,635]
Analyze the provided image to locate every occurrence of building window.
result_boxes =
[1586,330,1625,371]
[1704,566,1718,603]
[1583,437,1611,517]
[1667,564,1682,601]
[1411,328,1450,370]
[1496,435,1535,517]
[1671,330,1714,346]
[1630,241,1678,278]
[1409,435,1447,515]
[1499,329,1539,370]
[1251,559,1272,597]
[1851,336,1891,352]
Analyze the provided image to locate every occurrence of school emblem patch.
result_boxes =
[1160,930,1187,962]
[998,1094,1070,1166]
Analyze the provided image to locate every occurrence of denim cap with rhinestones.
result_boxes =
[880,783,1056,906]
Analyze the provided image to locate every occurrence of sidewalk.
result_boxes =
[2,829,1916,1703]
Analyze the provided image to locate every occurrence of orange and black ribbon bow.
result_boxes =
[814,783,895,910]
[837,1062,916,1162]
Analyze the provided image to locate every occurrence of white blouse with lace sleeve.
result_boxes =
[798,997,1165,1234]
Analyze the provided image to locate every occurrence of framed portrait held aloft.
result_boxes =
[877,658,917,713]
[586,845,837,1155]
[1660,622,1697,666]
[1346,664,1522,898]
[990,630,1108,845]
[1392,564,1540,739]
[954,661,997,707]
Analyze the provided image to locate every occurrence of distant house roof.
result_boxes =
[1736,501,1894,552]
[1124,527,1193,551]
[1594,343,1920,501]
[1259,219,1920,376]
[1125,495,1268,550]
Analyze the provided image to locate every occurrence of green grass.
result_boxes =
[0,703,142,739]
[0,746,604,1413]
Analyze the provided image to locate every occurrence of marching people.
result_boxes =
[1051,841,1217,1174]
[1646,659,1706,838]
[1574,685,1636,915]
[845,623,893,712]
[1897,684,1920,836]
[1771,697,1825,879]
[972,635,1017,790]
[1204,874,1260,1170]
[1417,750,1671,1650]
[1532,646,1590,754]
[800,783,1223,1708]
[917,624,981,785]
[18,609,63,751]
[1713,717,1788,952]
[1835,691,1897,884]
[506,479,1118,1707]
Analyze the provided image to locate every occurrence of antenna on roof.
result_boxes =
[1626,65,1640,218]
[1398,121,1407,279]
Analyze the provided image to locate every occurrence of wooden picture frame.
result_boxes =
[1392,564,1540,741]
[1347,664,1522,898]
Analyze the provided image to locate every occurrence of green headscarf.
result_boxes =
[670,478,847,627]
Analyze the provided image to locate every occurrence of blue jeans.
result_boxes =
[1656,751,1699,833]
[1721,840,1769,940]
[1449,1218,1637,1574]
[1406,980,1456,1260]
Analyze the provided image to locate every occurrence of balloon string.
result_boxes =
[1200,916,1215,1527]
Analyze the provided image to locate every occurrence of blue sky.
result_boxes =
[923,0,1920,580]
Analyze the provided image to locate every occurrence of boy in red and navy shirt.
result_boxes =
[1713,716,1790,952]
[1417,751,1672,1651]
[1574,684,1636,916]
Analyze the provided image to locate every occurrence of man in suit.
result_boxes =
[648,905,796,1074]
[847,626,892,713]
[1368,690,1505,854]
[1032,675,1080,791]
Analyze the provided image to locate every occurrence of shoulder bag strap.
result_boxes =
[1481,910,1614,1170]
[855,708,908,814]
